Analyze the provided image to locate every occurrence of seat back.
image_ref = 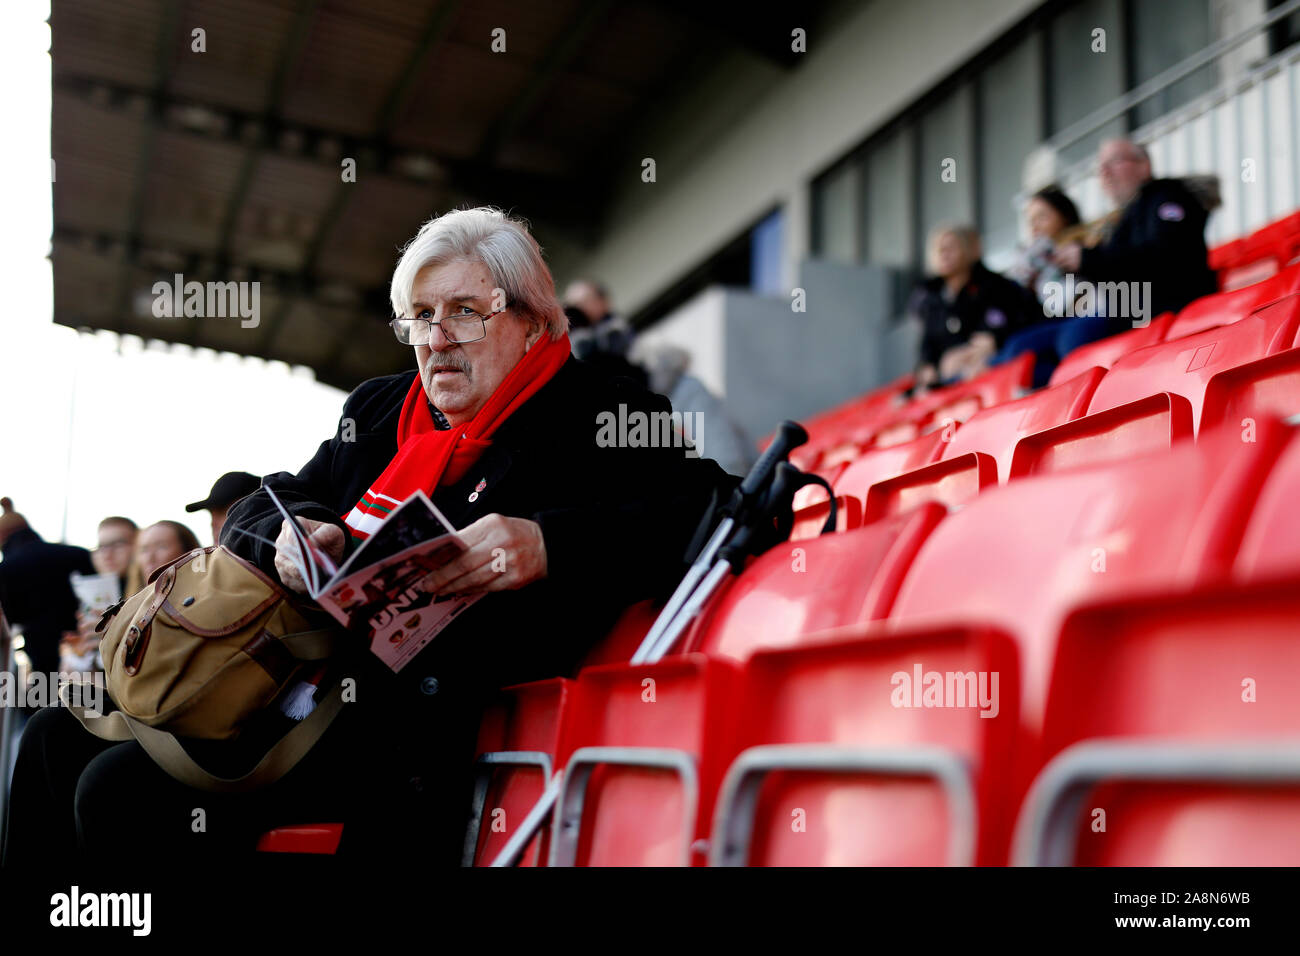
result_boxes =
[1086,295,1300,432]
[580,599,660,668]
[1235,425,1300,580]
[468,678,571,866]
[685,503,946,662]
[1015,579,1300,865]
[1047,313,1170,386]
[1163,262,1300,340]
[1201,346,1300,436]
[939,366,1105,482]
[832,432,946,502]
[713,625,1018,865]
[887,421,1290,801]
[550,655,739,866]
[861,453,997,523]
[1007,393,1193,479]
[789,495,863,541]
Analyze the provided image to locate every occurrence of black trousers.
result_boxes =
[3,702,471,868]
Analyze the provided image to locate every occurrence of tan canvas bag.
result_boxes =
[61,545,346,792]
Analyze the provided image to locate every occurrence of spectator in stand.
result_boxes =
[1005,185,1081,305]
[92,516,137,595]
[907,223,1040,389]
[564,279,648,387]
[134,519,201,583]
[185,471,262,544]
[59,516,140,673]
[629,340,757,477]
[992,185,1103,386]
[1053,138,1217,326]
[565,279,633,355]
[0,497,93,678]
[6,206,735,868]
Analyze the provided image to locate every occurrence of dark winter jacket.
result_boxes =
[1079,177,1217,322]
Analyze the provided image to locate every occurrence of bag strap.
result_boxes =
[59,679,346,793]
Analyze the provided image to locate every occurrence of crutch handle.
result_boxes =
[740,421,808,501]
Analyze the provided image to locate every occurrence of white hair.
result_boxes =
[389,207,569,340]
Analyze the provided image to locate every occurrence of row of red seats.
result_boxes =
[467,415,1300,865]
[1209,210,1300,291]
[787,257,1300,478]
[460,225,1300,866]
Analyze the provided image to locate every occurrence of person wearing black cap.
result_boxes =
[186,471,262,544]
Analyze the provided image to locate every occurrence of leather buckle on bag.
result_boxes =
[95,598,126,633]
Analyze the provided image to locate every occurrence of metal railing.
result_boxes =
[1047,0,1300,246]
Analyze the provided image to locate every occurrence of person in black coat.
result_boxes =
[5,208,737,869]
[0,498,94,678]
[1054,139,1217,325]
[907,223,1041,388]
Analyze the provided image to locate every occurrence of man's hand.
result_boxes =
[274,517,346,595]
[417,514,547,597]
[1052,242,1082,272]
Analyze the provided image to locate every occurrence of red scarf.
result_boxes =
[343,332,571,540]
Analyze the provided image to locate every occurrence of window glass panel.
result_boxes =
[812,159,859,264]
[1049,0,1127,164]
[1131,0,1213,126]
[919,82,975,256]
[750,208,785,295]
[863,125,915,269]
[979,33,1043,260]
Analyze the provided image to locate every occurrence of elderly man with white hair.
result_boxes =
[5,207,736,868]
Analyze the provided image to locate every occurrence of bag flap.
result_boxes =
[157,547,286,637]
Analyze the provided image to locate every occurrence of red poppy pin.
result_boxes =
[475,478,487,492]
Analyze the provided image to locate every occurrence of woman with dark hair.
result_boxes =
[992,184,1115,385]
[1005,185,1081,304]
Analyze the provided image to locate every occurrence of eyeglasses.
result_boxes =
[389,305,509,346]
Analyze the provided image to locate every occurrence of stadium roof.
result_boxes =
[49,0,822,390]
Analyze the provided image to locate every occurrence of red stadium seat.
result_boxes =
[1007,392,1193,479]
[1014,578,1300,865]
[886,420,1291,805]
[1201,346,1300,436]
[1208,236,1247,273]
[1163,261,1300,340]
[1086,295,1300,432]
[913,352,1035,429]
[255,823,344,855]
[789,494,863,541]
[711,625,1018,866]
[1047,312,1171,386]
[857,355,1035,450]
[939,366,1106,481]
[682,503,946,662]
[580,599,661,668]
[861,452,997,522]
[466,678,571,866]
[548,655,739,866]
[1234,424,1300,580]
[832,432,947,502]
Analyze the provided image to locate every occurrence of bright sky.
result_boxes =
[0,0,348,549]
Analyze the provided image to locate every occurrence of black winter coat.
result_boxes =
[221,356,737,859]
[1079,177,1217,321]
[908,262,1041,368]
[0,529,94,676]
